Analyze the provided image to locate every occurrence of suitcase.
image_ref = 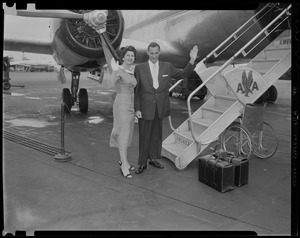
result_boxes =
[198,155,234,193]
[220,155,249,187]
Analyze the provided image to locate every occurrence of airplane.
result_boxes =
[2,3,292,113]
[9,57,58,72]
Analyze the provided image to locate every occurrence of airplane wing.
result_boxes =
[4,37,52,55]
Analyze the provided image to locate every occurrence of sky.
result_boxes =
[3,12,54,61]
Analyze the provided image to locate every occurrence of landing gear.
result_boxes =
[61,71,89,114]
[266,85,278,103]
[255,91,268,104]
[255,85,278,104]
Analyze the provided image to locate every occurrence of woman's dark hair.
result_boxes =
[120,45,137,62]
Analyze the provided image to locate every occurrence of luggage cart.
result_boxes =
[3,56,11,90]
[221,103,278,160]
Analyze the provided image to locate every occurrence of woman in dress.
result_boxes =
[109,46,137,179]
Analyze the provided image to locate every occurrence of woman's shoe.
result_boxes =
[120,168,133,179]
[135,165,147,174]
[118,161,135,171]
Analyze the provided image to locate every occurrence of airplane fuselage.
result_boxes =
[122,10,265,67]
[48,10,267,71]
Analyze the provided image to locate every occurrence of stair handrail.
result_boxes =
[186,4,291,146]
[241,9,291,56]
[206,3,276,60]
[168,78,184,131]
[167,3,274,132]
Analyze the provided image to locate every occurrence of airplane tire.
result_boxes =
[62,88,72,113]
[266,85,278,103]
[79,88,88,113]
[3,81,11,90]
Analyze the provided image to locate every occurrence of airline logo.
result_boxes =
[236,71,259,97]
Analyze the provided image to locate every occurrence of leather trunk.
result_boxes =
[220,156,249,187]
[198,155,234,193]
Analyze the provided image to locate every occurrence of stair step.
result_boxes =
[214,95,237,101]
[162,142,187,159]
[251,61,279,71]
[190,118,210,135]
[202,105,227,114]
[201,107,223,121]
[252,49,290,63]
[252,58,280,63]
[174,130,200,147]
[192,117,215,127]
[264,47,291,52]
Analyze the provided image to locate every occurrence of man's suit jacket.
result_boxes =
[134,61,195,120]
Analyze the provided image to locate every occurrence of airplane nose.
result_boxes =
[84,10,108,31]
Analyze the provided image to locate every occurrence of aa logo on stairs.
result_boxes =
[236,71,259,97]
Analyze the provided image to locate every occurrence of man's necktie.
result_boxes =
[152,64,159,89]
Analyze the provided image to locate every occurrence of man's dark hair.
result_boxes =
[147,42,160,51]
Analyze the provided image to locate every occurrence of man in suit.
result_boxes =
[134,42,198,174]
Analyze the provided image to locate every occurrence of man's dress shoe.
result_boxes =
[135,165,147,174]
[149,160,164,169]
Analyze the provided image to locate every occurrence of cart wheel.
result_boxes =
[221,122,253,160]
[252,121,278,159]
[3,81,11,90]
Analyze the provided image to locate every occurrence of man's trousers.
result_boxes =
[137,108,163,166]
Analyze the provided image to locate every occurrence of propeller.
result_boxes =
[3,3,83,19]
[4,3,120,75]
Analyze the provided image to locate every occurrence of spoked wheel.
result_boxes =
[62,88,72,113]
[78,88,88,113]
[3,81,11,90]
[252,121,278,159]
[221,122,253,160]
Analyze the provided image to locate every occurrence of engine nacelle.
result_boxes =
[52,10,124,72]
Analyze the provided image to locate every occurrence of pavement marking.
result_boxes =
[5,118,58,128]
[10,93,26,96]
[86,116,104,124]
[25,97,42,100]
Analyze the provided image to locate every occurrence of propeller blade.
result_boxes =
[98,67,105,84]
[17,10,84,19]
[3,3,83,19]
[99,33,120,74]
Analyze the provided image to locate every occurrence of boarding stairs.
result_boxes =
[162,3,291,170]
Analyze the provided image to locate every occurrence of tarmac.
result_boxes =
[2,71,294,236]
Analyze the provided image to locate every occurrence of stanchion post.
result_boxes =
[54,101,72,162]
